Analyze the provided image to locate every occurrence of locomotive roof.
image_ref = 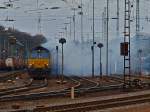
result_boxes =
[32,46,49,52]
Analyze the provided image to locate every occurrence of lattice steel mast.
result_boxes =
[124,0,131,84]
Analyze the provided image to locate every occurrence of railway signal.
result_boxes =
[120,42,128,56]
[59,38,66,84]
[97,43,103,79]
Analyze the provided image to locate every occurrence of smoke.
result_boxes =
[108,33,150,75]
[42,33,150,76]
[43,39,108,76]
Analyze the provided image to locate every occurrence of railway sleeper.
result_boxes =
[33,94,150,112]
[53,98,150,112]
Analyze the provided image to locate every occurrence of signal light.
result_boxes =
[120,42,128,56]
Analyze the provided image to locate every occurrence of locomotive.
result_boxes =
[27,46,52,79]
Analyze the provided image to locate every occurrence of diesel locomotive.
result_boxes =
[27,46,52,79]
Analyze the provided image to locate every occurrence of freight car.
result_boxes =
[0,58,6,70]
[5,56,25,70]
[27,46,52,79]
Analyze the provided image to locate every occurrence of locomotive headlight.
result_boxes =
[28,64,33,68]
[45,64,49,68]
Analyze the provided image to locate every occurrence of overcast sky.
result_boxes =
[0,0,150,42]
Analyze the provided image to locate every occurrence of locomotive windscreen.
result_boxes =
[31,50,49,58]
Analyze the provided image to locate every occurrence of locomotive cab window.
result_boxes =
[31,50,49,59]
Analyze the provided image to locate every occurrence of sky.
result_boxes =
[0,0,150,41]
[0,0,150,75]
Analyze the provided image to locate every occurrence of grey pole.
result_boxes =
[59,38,66,84]
[138,49,142,76]
[73,9,76,42]
[0,36,1,59]
[92,0,95,78]
[67,17,72,39]
[106,0,109,76]
[80,0,83,43]
[117,0,119,34]
[61,44,63,83]
[97,43,103,79]
[56,46,59,79]
[100,48,102,78]
[91,46,94,77]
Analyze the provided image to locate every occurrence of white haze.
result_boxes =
[0,0,149,75]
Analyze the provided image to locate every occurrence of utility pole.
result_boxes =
[109,49,112,75]
[64,23,69,39]
[92,0,95,78]
[0,35,1,60]
[80,0,84,43]
[80,0,84,76]
[138,49,142,76]
[97,43,103,79]
[67,17,72,39]
[136,0,140,34]
[72,8,76,42]
[102,7,107,42]
[117,0,119,36]
[56,46,59,79]
[37,0,39,8]
[102,11,104,41]
[37,12,42,34]
[106,0,109,75]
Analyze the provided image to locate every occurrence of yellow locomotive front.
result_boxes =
[28,58,50,69]
[27,46,51,79]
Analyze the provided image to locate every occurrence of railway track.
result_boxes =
[0,70,25,82]
[0,79,48,97]
[95,76,122,86]
[107,76,124,83]
[112,75,150,87]
[71,76,99,90]
[112,75,150,81]
[0,79,32,92]
[0,76,78,101]
[0,76,122,102]
[33,93,150,112]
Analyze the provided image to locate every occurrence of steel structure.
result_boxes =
[92,0,95,78]
[106,0,109,76]
[80,0,84,43]
[72,8,77,42]
[136,0,140,34]
[102,7,107,41]
[124,0,131,84]
[117,0,119,36]
[56,46,59,78]
[67,17,72,39]
[37,12,42,34]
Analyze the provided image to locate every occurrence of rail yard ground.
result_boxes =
[0,89,150,112]
[0,71,150,112]
[90,103,150,112]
